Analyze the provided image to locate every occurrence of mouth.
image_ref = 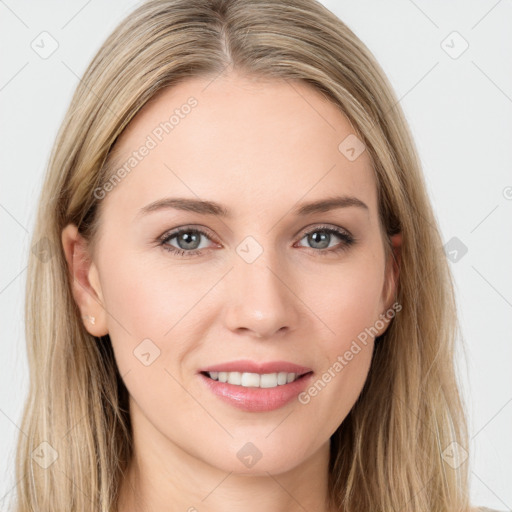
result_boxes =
[197,360,314,412]
[200,370,312,388]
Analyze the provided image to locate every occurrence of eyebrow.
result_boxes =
[136,194,369,219]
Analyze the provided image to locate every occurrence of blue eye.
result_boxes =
[296,225,355,256]
[159,227,214,257]
[158,225,355,258]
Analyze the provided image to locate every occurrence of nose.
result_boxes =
[222,249,301,340]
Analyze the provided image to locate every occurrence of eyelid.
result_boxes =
[297,222,352,239]
[158,224,219,244]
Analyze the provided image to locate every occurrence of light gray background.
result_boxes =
[1,0,511,510]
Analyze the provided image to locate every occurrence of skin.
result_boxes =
[62,70,401,512]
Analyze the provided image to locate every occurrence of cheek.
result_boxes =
[332,270,383,341]
[301,252,385,349]
[295,260,383,436]
[295,250,384,407]
[97,251,202,427]
[96,248,199,372]
[99,239,209,325]
[100,255,166,330]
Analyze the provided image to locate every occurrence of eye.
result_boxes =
[159,227,217,257]
[295,225,355,256]
[158,224,355,258]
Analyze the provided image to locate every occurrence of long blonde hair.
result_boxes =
[13,0,470,510]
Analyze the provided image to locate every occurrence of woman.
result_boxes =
[12,0,503,511]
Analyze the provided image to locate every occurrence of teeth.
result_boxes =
[277,372,288,385]
[241,372,260,387]
[206,371,301,388]
[227,372,242,385]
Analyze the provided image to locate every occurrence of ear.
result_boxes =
[61,223,109,337]
[375,232,402,337]
[385,232,402,308]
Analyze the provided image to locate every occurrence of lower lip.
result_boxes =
[198,372,314,412]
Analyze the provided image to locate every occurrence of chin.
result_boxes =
[199,436,318,476]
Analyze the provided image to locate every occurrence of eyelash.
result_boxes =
[158,224,355,258]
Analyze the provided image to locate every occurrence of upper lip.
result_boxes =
[199,359,313,376]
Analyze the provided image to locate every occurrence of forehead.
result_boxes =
[102,72,377,220]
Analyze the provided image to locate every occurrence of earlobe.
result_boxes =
[61,223,109,336]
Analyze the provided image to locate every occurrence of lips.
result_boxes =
[197,359,314,412]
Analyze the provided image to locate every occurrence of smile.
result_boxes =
[198,362,314,412]
[202,371,309,388]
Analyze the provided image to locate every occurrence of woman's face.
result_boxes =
[64,71,400,476]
